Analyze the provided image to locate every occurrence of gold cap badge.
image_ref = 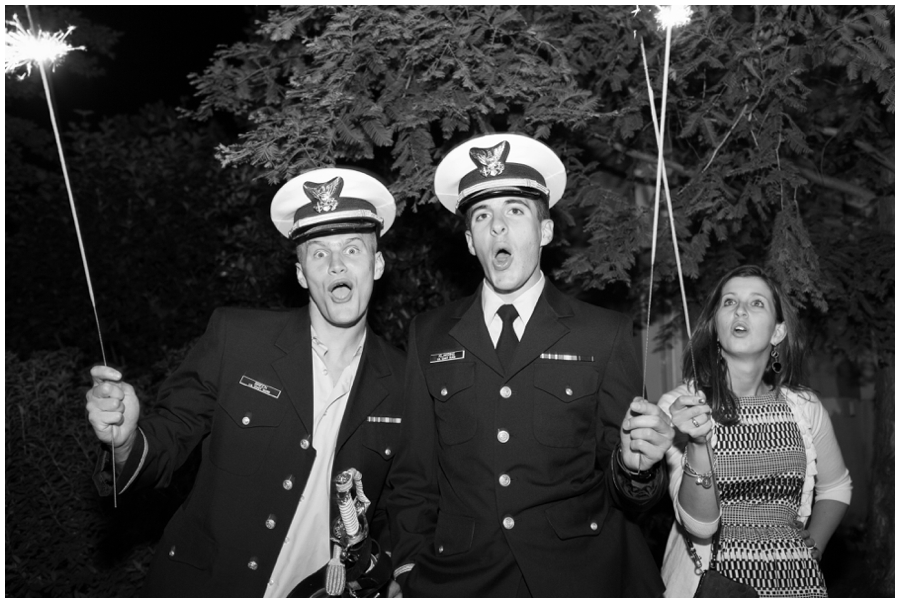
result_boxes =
[303,177,343,213]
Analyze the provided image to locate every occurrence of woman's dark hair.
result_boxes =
[683,265,809,425]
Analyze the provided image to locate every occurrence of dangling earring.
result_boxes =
[770,345,783,374]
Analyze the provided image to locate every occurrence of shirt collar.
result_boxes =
[481,272,546,327]
[310,325,366,359]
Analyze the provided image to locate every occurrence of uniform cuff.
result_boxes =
[91,427,148,497]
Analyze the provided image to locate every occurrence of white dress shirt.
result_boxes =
[480,272,546,347]
[264,328,365,597]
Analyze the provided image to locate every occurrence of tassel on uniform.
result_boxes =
[325,543,346,596]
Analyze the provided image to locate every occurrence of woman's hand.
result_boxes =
[794,520,822,561]
[669,393,713,444]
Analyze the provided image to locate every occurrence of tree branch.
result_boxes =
[587,136,878,205]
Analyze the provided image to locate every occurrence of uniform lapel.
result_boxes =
[449,290,504,375]
[507,282,573,376]
[336,327,390,451]
[272,308,314,437]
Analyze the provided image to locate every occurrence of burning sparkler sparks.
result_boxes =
[5,13,83,76]
[655,5,692,30]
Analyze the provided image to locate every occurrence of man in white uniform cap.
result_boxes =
[85,167,406,597]
[388,133,673,597]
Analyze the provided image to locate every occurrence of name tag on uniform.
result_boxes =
[239,375,282,399]
[430,350,465,363]
[540,353,594,362]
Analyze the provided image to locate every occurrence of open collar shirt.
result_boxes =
[264,326,366,597]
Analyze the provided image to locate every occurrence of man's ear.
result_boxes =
[465,230,477,256]
[539,219,554,247]
[295,263,308,289]
[373,251,385,281]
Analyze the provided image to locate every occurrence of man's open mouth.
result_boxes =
[329,280,353,301]
[493,247,512,269]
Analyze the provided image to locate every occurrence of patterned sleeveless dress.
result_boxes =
[714,391,828,597]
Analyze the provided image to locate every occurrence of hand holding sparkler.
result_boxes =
[668,392,712,444]
[619,397,675,476]
[86,366,141,472]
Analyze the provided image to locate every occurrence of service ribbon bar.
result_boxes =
[539,353,594,362]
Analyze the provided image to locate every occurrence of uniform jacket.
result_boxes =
[388,282,665,597]
[102,307,406,597]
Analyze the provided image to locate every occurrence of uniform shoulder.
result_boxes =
[566,296,634,326]
[208,306,304,337]
[412,296,474,328]
[369,330,407,363]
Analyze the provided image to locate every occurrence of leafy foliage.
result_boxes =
[6,103,286,368]
[5,346,204,596]
[187,5,893,366]
[6,350,132,595]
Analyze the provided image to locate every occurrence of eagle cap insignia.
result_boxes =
[469,140,510,178]
[303,177,343,213]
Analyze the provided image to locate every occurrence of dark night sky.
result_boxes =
[50,6,256,119]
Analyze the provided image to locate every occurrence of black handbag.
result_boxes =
[691,527,759,598]
[694,567,759,598]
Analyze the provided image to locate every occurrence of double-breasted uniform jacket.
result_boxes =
[100,307,406,597]
[388,282,666,597]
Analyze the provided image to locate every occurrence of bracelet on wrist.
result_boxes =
[681,453,714,489]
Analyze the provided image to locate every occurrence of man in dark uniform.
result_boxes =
[387,134,674,597]
[85,168,405,597]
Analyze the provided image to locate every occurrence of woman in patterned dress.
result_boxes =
[657,265,852,597]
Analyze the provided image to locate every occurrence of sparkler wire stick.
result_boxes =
[639,23,673,403]
[17,6,117,507]
[639,38,694,340]
[636,6,695,471]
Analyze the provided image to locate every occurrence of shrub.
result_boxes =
[5,348,197,596]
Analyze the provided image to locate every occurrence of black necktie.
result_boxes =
[496,304,519,372]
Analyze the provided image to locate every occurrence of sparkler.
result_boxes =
[634,6,695,464]
[5,13,82,75]
[655,5,692,29]
[7,9,118,507]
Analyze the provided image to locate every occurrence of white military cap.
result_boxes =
[434,133,566,215]
[271,167,396,243]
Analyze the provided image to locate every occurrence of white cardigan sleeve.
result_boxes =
[658,383,720,539]
[783,388,853,522]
